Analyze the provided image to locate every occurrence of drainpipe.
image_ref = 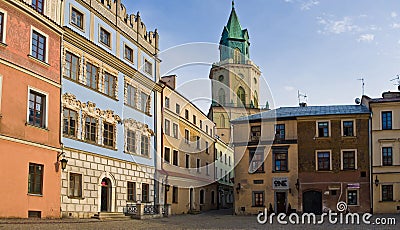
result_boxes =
[368,114,373,213]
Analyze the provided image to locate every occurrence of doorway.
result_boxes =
[275,192,287,213]
[189,188,194,211]
[101,178,112,212]
[303,190,322,214]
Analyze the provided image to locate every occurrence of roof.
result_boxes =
[232,105,371,123]
[225,2,243,39]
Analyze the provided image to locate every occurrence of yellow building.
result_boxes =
[214,138,234,209]
[159,75,217,215]
[363,92,400,213]
[232,110,299,215]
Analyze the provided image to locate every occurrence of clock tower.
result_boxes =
[208,1,264,144]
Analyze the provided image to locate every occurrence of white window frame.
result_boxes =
[315,120,331,138]
[144,58,153,76]
[381,110,393,130]
[381,144,394,166]
[340,149,358,170]
[0,8,8,44]
[123,43,134,64]
[172,123,178,139]
[196,158,201,173]
[315,150,332,171]
[164,119,171,136]
[27,86,49,129]
[67,171,84,198]
[341,119,356,137]
[30,26,49,63]
[172,149,179,166]
[98,25,112,49]
[346,189,359,206]
[69,5,85,31]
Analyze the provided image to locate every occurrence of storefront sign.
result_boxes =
[273,177,289,190]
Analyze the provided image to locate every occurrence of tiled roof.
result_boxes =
[232,105,370,122]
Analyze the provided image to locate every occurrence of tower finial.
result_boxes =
[232,0,235,9]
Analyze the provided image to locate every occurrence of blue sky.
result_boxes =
[125,0,400,111]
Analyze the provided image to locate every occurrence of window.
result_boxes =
[69,173,82,198]
[140,92,149,113]
[196,136,200,149]
[127,182,136,201]
[32,0,44,14]
[164,147,170,163]
[342,150,356,170]
[196,158,201,172]
[200,190,205,205]
[127,85,136,107]
[233,48,241,64]
[28,90,46,128]
[31,30,46,62]
[164,119,170,136]
[317,122,329,137]
[65,52,79,81]
[86,63,98,90]
[126,130,136,153]
[172,186,178,203]
[382,111,392,130]
[200,120,203,129]
[193,115,196,125]
[185,154,190,168]
[0,12,4,43]
[254,180,264,184]
[252,191,264,207]
[229,156,231,166]
[206,162,209,175]
[206,125,209,134]
[173,150,178,166]
[141,135,149,156]
[237,86,245,106]
[144,59,152,75]
[249,149,264,173]
[273,150,288,172]
[175,104,180,114]
[275,124,285,140]
[347,190,358,205]
[225,154,227,164]
[104,72,115,97]
[220,151,223,162]
[382,185,393,201]
[63,108,77,137]
[103,122,114,147]
[84,116,97,143]
[185,109,189,120]
[142,183,149,203]
[99,27,111,47]
[251,126,261,141]
[342,121,354,136]
[205,141,209,154]
[317,151,331,171]
[124,45,133,63]
[71,8,83,29]
[382,147,393,166]
[28,163,43,195]
[165,97,170,109]
[184,129,189,144]
[172,123,178,138]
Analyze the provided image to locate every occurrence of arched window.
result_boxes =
[254,91,259,108]
[218,89,226,106]
[233,48,241,64]
[220,114,225,128]
[218,75,224,82]
[237,87,246,106]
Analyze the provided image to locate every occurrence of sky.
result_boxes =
[124,0,400,111]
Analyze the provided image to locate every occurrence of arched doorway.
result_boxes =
[101,178,112,212]
[303,190,322,214]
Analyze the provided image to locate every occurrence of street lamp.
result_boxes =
[57,144,68,171]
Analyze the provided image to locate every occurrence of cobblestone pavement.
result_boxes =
[0,209,398,229]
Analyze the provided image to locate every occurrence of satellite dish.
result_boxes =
[355,98,361,105]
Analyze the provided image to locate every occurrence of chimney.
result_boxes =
[161,75,176,89]
[382,91,400,99]
[299,102,307,107]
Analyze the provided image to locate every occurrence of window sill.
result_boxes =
[68,196,84,200]
[249,171,265,174]
[379,200,397,203]
[28,55,50,67]
[315,137,330,139]
[26,122,49,131]
[272,170,289,173]
[0,42,7,47]
[342,136,356,138]
[27,193,43,197]
[70,22,85,33]
[124,57,134,65]
[123,151,151,159]
[124,103,152,117]
[64,136,118,151]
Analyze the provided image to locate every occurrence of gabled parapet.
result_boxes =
[87,0,159,54]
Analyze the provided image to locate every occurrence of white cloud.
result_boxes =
[357,34,375,43]
[284,86,295,91]
[391,12,398,18]
[391,23,400,29]
[301,0,319,11]
[317,16,359,34]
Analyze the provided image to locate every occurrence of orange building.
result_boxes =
[0,0,62,218]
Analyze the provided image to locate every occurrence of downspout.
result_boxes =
[368,113,373,213]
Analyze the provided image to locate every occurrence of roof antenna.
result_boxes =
[298,90,308,107]
[390,75,400,91]
[357,78,365,96]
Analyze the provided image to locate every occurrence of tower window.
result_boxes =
[233,48,241,64]
[237,86,245,106]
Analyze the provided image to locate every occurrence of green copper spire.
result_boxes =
[220,1,250,63]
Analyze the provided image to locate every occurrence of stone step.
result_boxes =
[92,212,131,220]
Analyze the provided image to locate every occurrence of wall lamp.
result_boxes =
[375,176,379,187]
[165,184,170,191]
[57,144,68,171]
[295,179,300,190]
